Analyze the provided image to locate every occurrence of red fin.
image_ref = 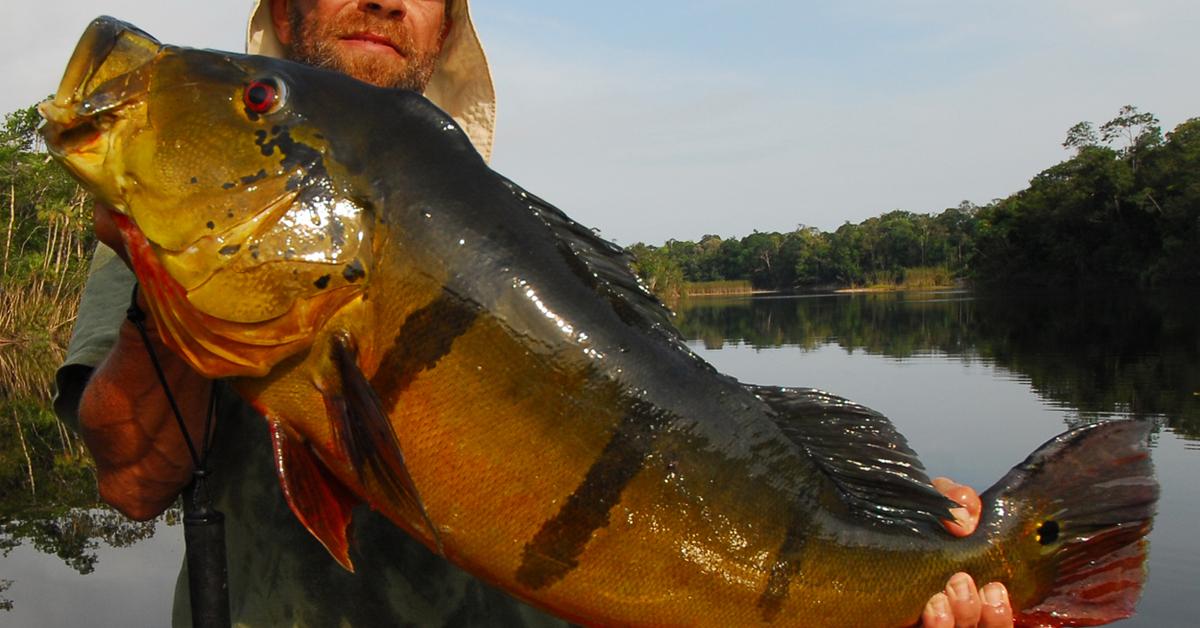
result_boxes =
[1017,538,1149,627]
[269,421,360,572]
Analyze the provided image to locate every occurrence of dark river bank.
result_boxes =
[2,288,1196,626]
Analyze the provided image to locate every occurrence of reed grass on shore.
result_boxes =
[682,279,757,297]
[1,281,87,499]
[837,266,957,293]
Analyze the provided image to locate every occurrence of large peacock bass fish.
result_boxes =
[41,18,1158,627]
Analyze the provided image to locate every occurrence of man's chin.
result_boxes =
[339,58,433,91]
[288,37,436,90]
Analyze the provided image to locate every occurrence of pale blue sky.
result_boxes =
[5,1,1199,244]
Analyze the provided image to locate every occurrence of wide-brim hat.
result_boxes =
[245,0,496,161]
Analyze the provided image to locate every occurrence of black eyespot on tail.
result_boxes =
[980,420,1158,627]
[1037,520,1060,545]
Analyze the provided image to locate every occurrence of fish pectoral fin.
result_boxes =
[328,333,443,555]
[269,421,360,572]
[750,385,958,533]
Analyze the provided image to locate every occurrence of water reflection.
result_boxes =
[675,289,1200,438]
[1,475,176,613]
[678,289,1196,628]
[2,508,164,574]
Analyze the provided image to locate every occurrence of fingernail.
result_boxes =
[931,593,950,616]
[982,583,1008,607]
[949,573,972,601]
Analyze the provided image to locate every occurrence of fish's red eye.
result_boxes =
[244,79,280,114]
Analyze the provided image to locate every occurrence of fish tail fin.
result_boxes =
[980,420,1158,627]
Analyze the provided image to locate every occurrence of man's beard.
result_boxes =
[286,7,440,91]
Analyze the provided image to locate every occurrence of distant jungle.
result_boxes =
[629,106,1200,298]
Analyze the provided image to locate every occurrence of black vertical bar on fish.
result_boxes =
[516,399,664,590]
[183,476,231,628]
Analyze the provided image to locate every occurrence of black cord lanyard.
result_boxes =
[127,283,231,628]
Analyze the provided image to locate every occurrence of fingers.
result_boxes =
[933,476,982,537]
[920,574,1013,628]
[921,592,953,628]
[945,572,981,627]
[978,582,1014,628]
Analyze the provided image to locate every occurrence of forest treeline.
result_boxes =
[1,104,96,528]
[630,106,1200,297]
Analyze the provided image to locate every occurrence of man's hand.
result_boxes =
[918,478,1014,628]
[78,200,212,520]
[80,313,212,520]
[93,201,131,266]
[921,573,1013,628]
[933,476,982,538]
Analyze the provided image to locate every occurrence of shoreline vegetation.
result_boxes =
[2,104,97,529]
[630,106,1200,301]
[680,267,960,298]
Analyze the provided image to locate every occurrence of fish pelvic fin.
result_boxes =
[328,333,443,556]
[269,421,360,572]
[751,385,958,533]
[981,420,1158,627]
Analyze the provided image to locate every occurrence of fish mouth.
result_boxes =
[39,115,107,156]
[38,17,160,169]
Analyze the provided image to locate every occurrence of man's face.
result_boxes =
[272,0,449,90]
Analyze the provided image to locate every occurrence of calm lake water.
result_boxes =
[3,289,1197,626]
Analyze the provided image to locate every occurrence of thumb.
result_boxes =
[93,201,132,267]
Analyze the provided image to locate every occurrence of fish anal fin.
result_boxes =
[269,421,359,572]
[327,333,443,554]
[750,385,957,533]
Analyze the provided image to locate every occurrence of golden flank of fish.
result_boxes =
[41,17,1158,627]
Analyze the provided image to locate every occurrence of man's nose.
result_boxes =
[358,0,407,19]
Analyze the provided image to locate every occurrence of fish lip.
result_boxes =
[40,17,159,141]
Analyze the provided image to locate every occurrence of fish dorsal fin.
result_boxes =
[500,179,685,343]
[749,385,957,533]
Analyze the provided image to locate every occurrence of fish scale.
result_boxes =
[41,16,1159,627]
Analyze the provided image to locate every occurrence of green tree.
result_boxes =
[1063,121,1099,153]
[1099,105,1161,173]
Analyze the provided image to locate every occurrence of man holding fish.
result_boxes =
[52,1,1014,626]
